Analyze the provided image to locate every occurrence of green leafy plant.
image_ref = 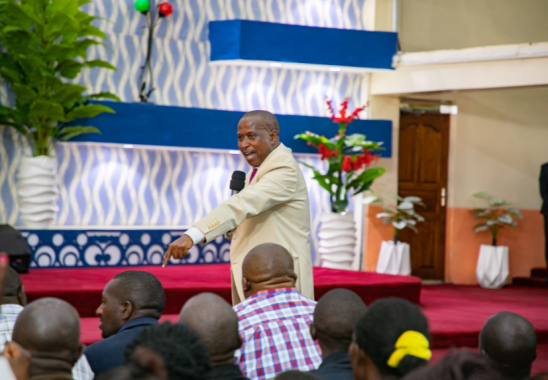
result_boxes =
[0,0,120,157]
[364,193,425,243]
[295,98,386,213]
[470,192,523,246]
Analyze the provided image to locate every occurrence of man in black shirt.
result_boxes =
[179,292,248,380]
[309,289,367,380]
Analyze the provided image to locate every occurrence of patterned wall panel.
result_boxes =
[0,0,369,264]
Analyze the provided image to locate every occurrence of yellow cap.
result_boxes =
[387,330,432,368]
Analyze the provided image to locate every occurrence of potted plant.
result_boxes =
[0,0,119,227]
[295,98,385,269]
[365,194,425,275]
[470,192,523,288]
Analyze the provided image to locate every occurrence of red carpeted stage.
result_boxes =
[21,264,421,318]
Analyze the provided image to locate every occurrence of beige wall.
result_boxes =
[415,86,548,210]
[398,0,548,52]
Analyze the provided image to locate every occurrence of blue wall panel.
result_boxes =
[72,101,392,157]
[210,20,398,70]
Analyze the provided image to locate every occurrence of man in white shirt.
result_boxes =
[0,266,93,380]
[163,111,314,304]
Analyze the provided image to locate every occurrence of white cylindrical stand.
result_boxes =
[318,212,356,270]
[376,241,411,276]
[17,156,59,228]
[476,244,509,289]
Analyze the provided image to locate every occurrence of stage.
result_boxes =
[21,264,421,318]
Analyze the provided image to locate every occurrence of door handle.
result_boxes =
[441,187,446,207]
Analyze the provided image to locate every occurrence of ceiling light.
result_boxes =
[229,150,240,155]
[270,62,282,67]
[329,67,341,72]
[123,144,134,149]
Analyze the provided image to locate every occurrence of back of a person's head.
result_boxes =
[178,293,241,361]
[125,321,211,380]
[12,298,83,371]
[99,346,168,380]
[242,243,297,297]
[354,298,430,378]
[479,312,537,379]
[312,288,366,351]
[402,350,504,380]
[274,370,319,379]
[112,271,166,317]
[2,266,25,305]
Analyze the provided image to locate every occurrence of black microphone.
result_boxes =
[230,170,246,195]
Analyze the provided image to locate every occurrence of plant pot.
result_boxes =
[16,156,59,228]
[318,212,356,270]
[376,241,411,276]
[476,244,509,289]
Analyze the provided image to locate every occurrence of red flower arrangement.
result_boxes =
[295,98,385,213]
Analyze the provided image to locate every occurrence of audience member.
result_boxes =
[0,266,93,380]
[96,346,168,380]
[274,370,319,379]
[3,341,31,380]
[179,292,248,380]
[124,321,211,380]
[402,349,504,380]
[11,298,84,380]
[530,373,548,380]
[234,243,321,380]
[309,288,366,380]
[85,271,166,376]
[479,311,537,380]
[350,298,430,380]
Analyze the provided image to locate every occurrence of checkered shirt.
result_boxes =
[0,304,94,380]
[234,288,322,380]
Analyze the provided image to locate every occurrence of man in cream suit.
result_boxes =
[163,110,314,304]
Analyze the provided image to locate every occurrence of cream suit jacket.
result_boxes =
[193,143,314,303]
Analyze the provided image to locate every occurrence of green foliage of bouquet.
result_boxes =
[0,0,120,156]
[365,193,425,242]
[470,192,523,246]
[295,98,386,213]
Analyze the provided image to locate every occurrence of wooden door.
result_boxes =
[398,112,449,280]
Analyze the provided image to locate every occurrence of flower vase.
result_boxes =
[318,212,356,270]
[376,240,411,276]
[16,156,59,228]
[476,245,509,288]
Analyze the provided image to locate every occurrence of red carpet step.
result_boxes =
[421,285,548,348]
[20,264,421,318]
[513,267,548,288]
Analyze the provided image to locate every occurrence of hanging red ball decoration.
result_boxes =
[158,2,173,17]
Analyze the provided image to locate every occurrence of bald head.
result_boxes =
[242,243,297,298]
[311,289,366,356]
[178,293,241,364]
[241,110,279,133]
[480,312,537,379]
[12,298,83,373]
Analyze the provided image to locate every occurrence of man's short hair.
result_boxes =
[242,110,279,132]
[112,271,166,316]
[480,312,537,378]
[125,322,211,380]
[313,289,366,347]
[3,266,23,297]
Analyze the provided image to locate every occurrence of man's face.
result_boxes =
[237,116,277,167]
[96,280,126,339]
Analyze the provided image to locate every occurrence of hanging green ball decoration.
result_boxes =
[134,0,150,13]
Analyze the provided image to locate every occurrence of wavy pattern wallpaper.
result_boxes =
[0,0,370,264]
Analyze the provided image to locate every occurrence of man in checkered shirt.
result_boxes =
[234,243,321,379]
[0,266,94,380]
